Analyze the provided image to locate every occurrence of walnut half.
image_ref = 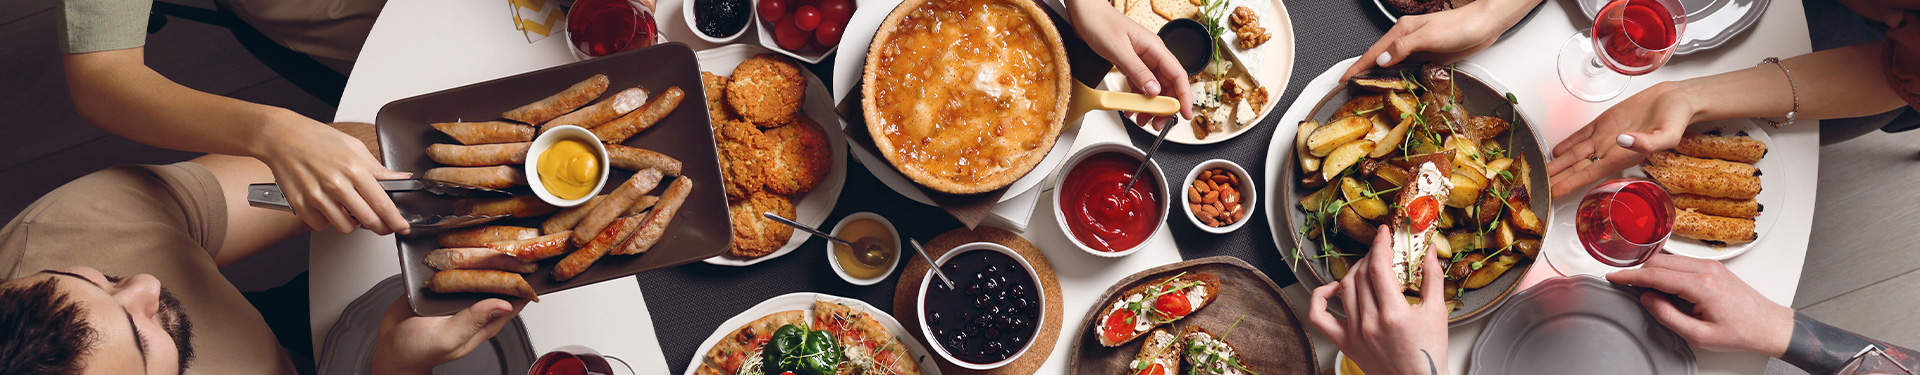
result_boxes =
[1237,26,1271,49]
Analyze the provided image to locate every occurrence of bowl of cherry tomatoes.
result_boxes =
[752,0,854,63]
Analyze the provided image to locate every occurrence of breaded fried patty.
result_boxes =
[701,71,733,131]
[726,54,807,124]
[716,120,768,201]
[727,191,796,258]
[762,116,833,195]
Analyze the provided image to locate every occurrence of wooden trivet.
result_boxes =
[892,226,1064,374]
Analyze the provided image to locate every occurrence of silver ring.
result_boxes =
[1588,155,1600,162]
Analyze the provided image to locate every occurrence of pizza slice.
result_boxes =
[705,310,808,375]
[1393,151,1454,292]
[1126,328,1181,375]
[1095,272,1222,347]
[811,301,923,375]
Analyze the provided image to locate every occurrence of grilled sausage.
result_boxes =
[424,166,525,190]
[553,216,646,281]
[603,143,683,176]
[503,74,610,125]
[486,231,573,261]
[426,269,539,302]
[614,177,693,255]
[431,121,536,145]
[426,142,531,167]
[436,225,539,248]
[454,196,560,218]
[570,169,664,246]
[424,247,538,273]
[540,87,651,133]
[592,87,684,144]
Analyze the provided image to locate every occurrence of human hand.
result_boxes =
[1068,0,1193,130]
[1309,225,1449,375]
[256,120,414,235]
[1545,82,1700,197]
[1342,0,1532,81]
[1606,254,1794,357]
[371,297,525,375]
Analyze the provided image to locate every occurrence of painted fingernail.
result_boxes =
[1376,52,1392,66]
[1616,134,1636,148]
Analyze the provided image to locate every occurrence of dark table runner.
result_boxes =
[635,0,1392,371]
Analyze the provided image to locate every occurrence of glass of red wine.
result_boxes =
[1556,0,1686,102]
[529,345,634,375]
[566,0,661,60]
[1550,178,1673,276]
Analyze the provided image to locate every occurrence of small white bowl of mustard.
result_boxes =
[525,125,611,207]
[827,212,901,286]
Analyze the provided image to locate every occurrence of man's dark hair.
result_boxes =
[0,278,95,375]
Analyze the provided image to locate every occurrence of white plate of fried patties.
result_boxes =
[697,45,850,266]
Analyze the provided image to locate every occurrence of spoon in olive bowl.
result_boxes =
[762,212,890,267]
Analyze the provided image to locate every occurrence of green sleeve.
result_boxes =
[59,0,152,54]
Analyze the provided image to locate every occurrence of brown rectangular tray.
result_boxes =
[1067,256,1319,375]
[376,43,731,316]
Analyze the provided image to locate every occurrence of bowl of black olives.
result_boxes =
[916,242,1045,369]
[685,0,753,43]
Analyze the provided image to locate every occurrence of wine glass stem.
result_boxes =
[1586,56,1609,77]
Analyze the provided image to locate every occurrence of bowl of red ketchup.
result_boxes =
[1051,141,1169,257]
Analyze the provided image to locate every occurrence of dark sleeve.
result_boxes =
[1781,312,1920,375]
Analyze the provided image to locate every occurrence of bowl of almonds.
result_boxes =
[1184,159,1256,233]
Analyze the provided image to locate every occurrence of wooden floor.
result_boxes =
[1,0,1916,370]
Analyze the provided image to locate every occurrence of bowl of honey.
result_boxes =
[826,212,901,285]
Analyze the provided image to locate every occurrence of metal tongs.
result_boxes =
[246,179,514,229]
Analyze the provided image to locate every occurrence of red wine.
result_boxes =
[568,0,659,59]
[1593,0,1680,75]
[530,349,616,375]
[1576,179,1673,267]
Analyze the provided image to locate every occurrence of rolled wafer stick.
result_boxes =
[1674,209,1756,244]
[437,225,539,248]
[553,216,646,281]
[426,142,531,167]
[571,169,664,246]
[540,87,651,133]
[455,196,560,218]
[425,247,538,273]
[1643,164,1760,200]
[592,87,684,144]
[1672,193,1761,219]
[431,121,535,145]
[424,166,525,190]
[486,231,573,261]
[1646,151,1757,176]
[603,143,683,176]
[614,177,693,255]
[1674,133,1767,163]
[504,74,609,125]
[426,269,539,302]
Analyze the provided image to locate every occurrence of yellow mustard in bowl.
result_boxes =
[537,138,601,200]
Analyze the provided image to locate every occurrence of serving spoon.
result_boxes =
[763,212,890,267]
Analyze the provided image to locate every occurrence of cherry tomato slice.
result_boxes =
[1138,363,1167,375]
[1408,195,1439,232]
[1101,309,1137,343]
[1152,290,1192,319]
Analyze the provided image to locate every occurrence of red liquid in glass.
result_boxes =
[1593,0,1679,75]
[1060,152,1159,252]
[530,351,613,375]
[1576,179,1674,267]
[568,0,659,58]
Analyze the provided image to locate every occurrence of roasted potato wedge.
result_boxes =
[1493,221,1517,249]
[1465,253,1520,289]
[1372,118,1413,158]
[1507,196,1544,235]
[1471,193,1502,227]
[1374,164,1410,187]
[1513,238,1542,258]
[1421,65,1458,97]
[1364,116,1392,145]
[1386,92,1421,124]
[1301,173,1329,190]
[1352,75,1416,92]
[1447,253,1485,280]
[1459,116,1512,140]
[1420,92,1466,133]
[1300,183,1340,212]
[1338,207,1378,244]
[1341,177,1389,220]
[1445,230,1491,252]
[1323,140,1376,181]
[1328,255,1354,280]
[1309,117,1371,157]
[1296,121,1323,173]
[1333,94,1386,122]
[1430,232,1455,260]
[1447,173,1484,208]
[1437,207,1458,230]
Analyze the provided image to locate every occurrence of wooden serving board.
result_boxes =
[1066,256,1318,375]
[892,226,1064,374]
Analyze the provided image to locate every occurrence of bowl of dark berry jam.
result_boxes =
[916,242,1045,369]
[686,0,752,43]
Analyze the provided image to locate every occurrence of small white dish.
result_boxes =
[524,125,611,207]
[750,1,834,64]
[683,0,753,44]
[1050,141,1169,258]
[1182,159,1257,234]
[826,212,901,286]
[916,242,1045,370]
